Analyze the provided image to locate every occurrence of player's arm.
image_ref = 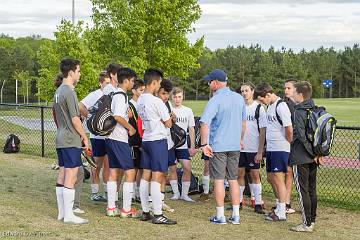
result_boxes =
[79,102,89,118]
[285,126,293,143]
[114,115,136,136]
[162,118,172,128]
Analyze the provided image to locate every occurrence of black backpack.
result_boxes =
[128,101,142,147]
[306,106,337,156]
[187,116,201,149]
[86,92,127,136]
[176,168,203,195]
[164,102,187,149]
[3,134,20,153]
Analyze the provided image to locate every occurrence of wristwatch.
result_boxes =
[200,143,208,148]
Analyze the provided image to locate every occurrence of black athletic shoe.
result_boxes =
[226,202,242,211]
[140,212,153,221]
[152,215,177,225]
[254,204,265,214]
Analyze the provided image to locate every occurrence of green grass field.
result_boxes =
[1,153,360,240]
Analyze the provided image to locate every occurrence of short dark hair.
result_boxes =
[133,79,145,90]
[285,78,298,85]
[254,82,274,99]
[106,63,122,77]
[54,73,63,88]
[294,81,312,100]
[160,79,173,93]
[117,67,137,84]
[98,71,109,83]
[59,58,80,78]
[144,68,163,85]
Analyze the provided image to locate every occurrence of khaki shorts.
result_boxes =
[209,151,240,180]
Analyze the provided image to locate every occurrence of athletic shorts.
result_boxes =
[202,153,209,161]
[175,149,190,160]
[209,151,240,180]
[266,151,289,173]
[238,152,260,169]
[131,146,141,169]
[141,139,168,173]
[168,148,176,166]
[57,147,82,168]
[90,138,106,157]
[105,139,133,170]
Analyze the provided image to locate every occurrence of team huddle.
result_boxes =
[53,58,329,232]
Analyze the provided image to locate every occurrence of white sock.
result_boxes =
[276,202,286,218]
[134,184,140,198]
[150,181,162,216]
[239,185,245,203]
[122,182,134,212]
[103,183,107,193]
[216,206,225,218]
[55,187,64,220]
[63,188,76,221]
[202,175,210,194]
[170,180,179,196]
[91,184,99,194]
[181,181,191,197]
[232,205,240,217]
[107,181,117,209]
[252,183,262,205]
[139,179,150,212]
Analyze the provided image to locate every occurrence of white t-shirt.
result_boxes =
[165,102,174,150]
[242,101,266,153]
[137,93,170,142]
[106,86,129,143]
[80,89,105,140]
[266,98,292,152]
[172,105,195,150]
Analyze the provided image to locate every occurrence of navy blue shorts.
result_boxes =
[56,147,82,168]
[202,153,209,161]
[90,138,106,157]
[266,151,289,173]
[239,152,260,169]
[168,148,176,166]
[105,139,133,170]
[141,139,168,173]
[175,149,190,160]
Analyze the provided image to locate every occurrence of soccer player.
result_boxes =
[79,71,110,202]
[137,69,177,224]
[200,69,246,225]
[104,67,137,218]
[238,82,266,214]
[254,83,293,221]
[53,58,89,224]
[169,87,196,202]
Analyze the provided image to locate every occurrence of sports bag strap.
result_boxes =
[109,91,128,103]
[255,104,261,132]
[275,99,284,126]
[128,101,138,121]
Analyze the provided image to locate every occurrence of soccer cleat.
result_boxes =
[254,204,265,214]
[140,211,153,221]
[198,193,210,202]
[170,193,180,200]
[290,223,314,232]
[90,193,107,202]
[162,202,175,212]
[73,208,85,214]
[210,216,227,225]
[152,215,177,225]
[106,207,120,217]
[120,208,138,218]
[180,195,195,202]
[286,204,296,214]
[265,212,286,221]
[64,215,89,224]
[228,215,240,225]
[51,163,60,170]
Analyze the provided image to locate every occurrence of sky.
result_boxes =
[0,0,359,52]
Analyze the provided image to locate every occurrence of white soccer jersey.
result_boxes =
[242,101,266,153]
[80,89,104,140]
[137,93,170,142]
[172,105,195,150]
[266,98,292,152]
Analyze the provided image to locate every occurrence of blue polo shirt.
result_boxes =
[200,87,246,152]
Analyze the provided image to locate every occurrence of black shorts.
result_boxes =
[131,146,141,169]
[238,152,260,169]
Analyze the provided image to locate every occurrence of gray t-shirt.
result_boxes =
[53,84,82,148]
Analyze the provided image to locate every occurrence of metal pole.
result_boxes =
[41,107,45,157]
[72,0,75,25]
[15,79,18,104]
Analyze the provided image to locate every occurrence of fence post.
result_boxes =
[41,107,45,157]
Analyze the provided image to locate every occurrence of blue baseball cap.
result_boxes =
[203,69,228,82]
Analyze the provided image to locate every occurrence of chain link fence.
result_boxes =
[1,103,359,209]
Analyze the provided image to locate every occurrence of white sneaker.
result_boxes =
[290,223,314,232]
[170,193,180,200]
[73,208,85,214]
[180,195,195,202]
[64,215,89,224]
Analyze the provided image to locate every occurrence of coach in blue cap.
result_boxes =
[200,69,246,225]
